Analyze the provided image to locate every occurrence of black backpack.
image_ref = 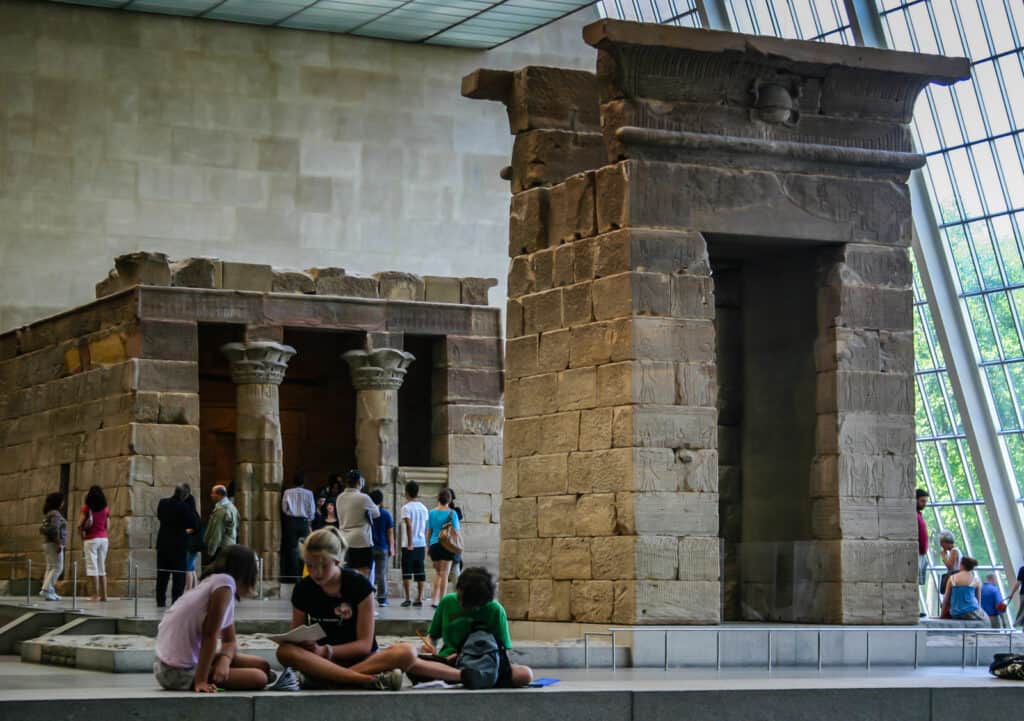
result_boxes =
[456,628,509,689]
[990,653,1024,680]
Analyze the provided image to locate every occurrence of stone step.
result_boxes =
[19,633,627,673]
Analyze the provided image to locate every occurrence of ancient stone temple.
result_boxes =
[0,254,501,593]
[466,20,969,625]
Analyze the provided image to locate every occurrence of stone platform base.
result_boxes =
[0,667,1019,721]
[18,633,627,673]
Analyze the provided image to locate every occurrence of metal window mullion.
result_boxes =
[695,0,732,30]
[917,302,947,371]
[847,0,1024,589]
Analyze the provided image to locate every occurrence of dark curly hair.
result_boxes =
[84,485,107,512]
[456,567,496,609]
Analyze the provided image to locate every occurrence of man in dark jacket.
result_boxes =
[155,484,200,607]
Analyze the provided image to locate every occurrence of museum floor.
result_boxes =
[0,655,1018,721]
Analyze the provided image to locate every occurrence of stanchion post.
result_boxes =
[257,557,264,601]
[25,558,34,606]
[130,564,142,619]
[71,561,80,613]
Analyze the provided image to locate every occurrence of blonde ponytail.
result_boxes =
[301,525,347,562]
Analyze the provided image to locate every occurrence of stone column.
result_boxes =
[221,341,296,573]
[342,348,415,487]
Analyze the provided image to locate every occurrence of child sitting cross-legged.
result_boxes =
[276,526,416,690]
[154,544,298,692]
[408,566,533,688]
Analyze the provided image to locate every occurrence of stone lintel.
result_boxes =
[596,160,912,247]
[585,20,970,167]
[342,348,415,391]
[221,342,296,385]
[584,20,970,92]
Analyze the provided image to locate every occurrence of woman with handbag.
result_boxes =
[39,492,68,601]
[426,489,462,609]
[81,485,110,602]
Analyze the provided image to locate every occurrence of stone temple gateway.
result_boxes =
[0,255,502,594]
[466,21,969,626]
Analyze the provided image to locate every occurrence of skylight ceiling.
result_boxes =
[50,0,596,49]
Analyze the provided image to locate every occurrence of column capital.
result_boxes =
[221,341,296,385]
[342,348,415,391]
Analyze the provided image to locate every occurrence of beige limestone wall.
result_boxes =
[0,0,598,331]
[0,296,199,595]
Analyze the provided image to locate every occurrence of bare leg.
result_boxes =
[509,665,533,687]
[403,577,412,601]
[90,576,101,601]
[216,654,271,690]
[416,580,424,603]
[408,657,461,683]
[99,575,108,601]
[432,561,451,605]
[277,644,378,687]
[345,644,416,675]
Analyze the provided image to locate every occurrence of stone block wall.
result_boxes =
[811,243,918,623]
[0,0,599,333]
[0,293,198,595]
[431,336,504,571]
[500,167,722,624]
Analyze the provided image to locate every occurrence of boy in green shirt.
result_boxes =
[408,567,533,687]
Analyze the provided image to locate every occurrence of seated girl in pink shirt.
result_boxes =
[153,544,297,692]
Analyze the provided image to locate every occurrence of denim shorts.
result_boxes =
[154,659,196,691]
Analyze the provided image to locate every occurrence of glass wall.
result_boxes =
[595,0,1022,606]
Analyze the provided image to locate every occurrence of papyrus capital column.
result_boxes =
[342,348,415,486]
[221,341,296,570]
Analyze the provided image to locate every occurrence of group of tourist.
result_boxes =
[151,533,531,693]
[917,488,1024,627]
[38,485,111,602]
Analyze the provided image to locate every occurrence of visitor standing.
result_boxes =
[275,526,414,690]
[447,490,465,585]
[335,469,378,578]
[916,489,929,606]
[981,573,1006,628]
[943,556,987,622]
[427,488,461,609]
[311,494,328,531]
[938,529,961,603]
[81,485,110,602]
[400,481,428,608]
[184,489,202,591]
[1002,561,1024,627]
[369,489,394,607]
[281,472,316,584]
[204,485,239,563]
[156,484,201,608]
[154,544,298,692]
[39,492,67,602]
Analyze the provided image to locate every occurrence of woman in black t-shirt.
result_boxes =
[276,527,415,690]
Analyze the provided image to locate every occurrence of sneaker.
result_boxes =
[378,599,389,607]
[44,592,60,602]
[372,669,404,691]
[412,601,423,607]
[266,667,300,692]
[401,600,412,607]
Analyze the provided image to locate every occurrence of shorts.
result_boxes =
[83,537,109,577]
[153,659,196,691]
[918,554,928,585]
[402,547,426,582]
[429,543,456,563]
[346,546,373,570]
